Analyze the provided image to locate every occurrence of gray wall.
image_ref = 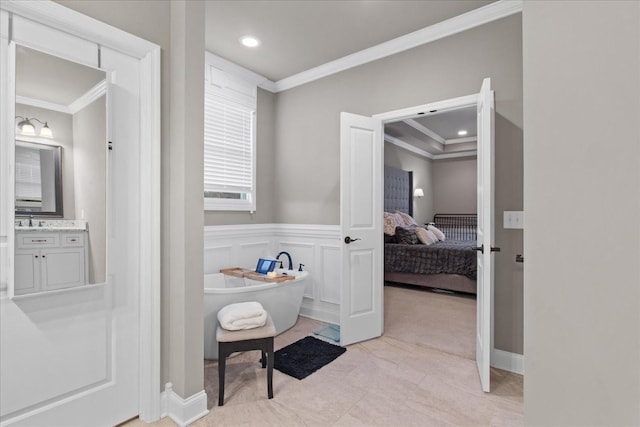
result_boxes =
[384,142,434,224]
[15,104,75,219]
[275,14,524,354]
[432,157,477,214]
[523,1,640,425]
[72,96,106,284]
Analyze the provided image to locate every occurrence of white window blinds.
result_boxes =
[204,90,254,195]
[15,146,42,202]
[203,63,257,211]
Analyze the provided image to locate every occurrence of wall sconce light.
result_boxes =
[16,116,53,138]
[413,188,424,198]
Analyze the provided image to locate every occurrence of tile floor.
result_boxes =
[127,287,523,426]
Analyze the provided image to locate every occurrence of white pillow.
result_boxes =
[415,227,438,245]
[427,224,446,241]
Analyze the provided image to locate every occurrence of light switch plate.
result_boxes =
[503,211,524,229]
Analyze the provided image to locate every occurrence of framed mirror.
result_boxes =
[15,140,63,217]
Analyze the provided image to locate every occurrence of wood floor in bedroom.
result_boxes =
[126,285,523,426]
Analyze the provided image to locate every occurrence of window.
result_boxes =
[204,64,257,211]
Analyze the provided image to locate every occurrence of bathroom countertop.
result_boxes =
[15,226,87,232]
[15,220,88,232]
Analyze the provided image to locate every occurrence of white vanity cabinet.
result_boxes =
[15,231,88,295]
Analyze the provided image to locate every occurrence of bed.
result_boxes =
[384,166,477,294]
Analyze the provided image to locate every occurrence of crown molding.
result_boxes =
[384,133,434,159]
[16,95,70,114]
[433,150,477,160]
[205,51,275,92]
[273,0,522,92]
[16,79,107,115]
[68,79,106,114]
[445,136,477,145]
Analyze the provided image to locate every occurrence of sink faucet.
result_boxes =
[28,215,33,227]
[276,251,293,271]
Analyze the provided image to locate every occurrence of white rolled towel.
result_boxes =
[218,301,267,331]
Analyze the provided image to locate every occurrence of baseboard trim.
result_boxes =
[491,348,524,375]
[161,383,208,427]
[300,301,339,325]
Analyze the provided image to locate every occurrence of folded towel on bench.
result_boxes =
[218,301,267,331]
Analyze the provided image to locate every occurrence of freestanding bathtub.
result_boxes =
[204,269,309,359]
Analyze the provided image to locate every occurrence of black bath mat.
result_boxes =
[274,336,346,380]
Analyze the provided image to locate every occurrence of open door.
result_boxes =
[339,112,384,346]
[476,77,497,392]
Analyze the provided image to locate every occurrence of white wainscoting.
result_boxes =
[204,224,341,325]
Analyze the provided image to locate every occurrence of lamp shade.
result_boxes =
[413,188,424,198]
[17,118,36,135]
[39,123,53,138]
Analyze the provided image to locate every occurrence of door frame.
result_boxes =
[0,0,161,422]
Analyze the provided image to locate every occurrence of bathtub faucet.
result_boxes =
[276,251,293,271]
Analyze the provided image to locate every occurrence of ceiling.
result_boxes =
[16,45,105,107]
[385,106,478,158]
[205,0,492,82]
[205,0,488,158]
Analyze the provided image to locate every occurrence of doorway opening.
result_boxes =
[382,102,478,361]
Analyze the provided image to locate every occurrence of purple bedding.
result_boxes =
[384,239,477,279]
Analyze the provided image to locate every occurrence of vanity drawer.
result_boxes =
[16,234,59,249]
[61,234,85,247]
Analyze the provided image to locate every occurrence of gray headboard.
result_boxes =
[384,165,413,216]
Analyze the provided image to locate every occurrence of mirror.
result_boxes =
[15,140,63,217]
[14,45,108,287]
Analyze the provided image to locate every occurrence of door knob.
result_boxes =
[344,236,361,244]
[474,245,501,253]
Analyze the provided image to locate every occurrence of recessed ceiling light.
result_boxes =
[239,36,261,48]
[457,130,468,136]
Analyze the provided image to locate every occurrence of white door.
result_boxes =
[339,112,384,346]
[0,22,141,426]
[476,77,496,392]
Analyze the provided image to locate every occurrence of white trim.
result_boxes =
[300,301,340,325]
[16,80,107,115]
[161,383,209,427]
[2,1,157,59]
[205,51,271,90]
[433,150,477,160]
[273,0,522,92]
[445,136,477,145]
[374,94,479,123]
[15,95,70,113]
[384,133,434,159]
[67,80,107,114]
[404,118,445,144]
[491,348,524,375]
[137,46,162,423]
[204,223,340,240]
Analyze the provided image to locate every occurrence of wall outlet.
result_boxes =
[503,211,524,229]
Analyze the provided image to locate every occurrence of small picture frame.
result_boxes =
[255,258,277,275]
